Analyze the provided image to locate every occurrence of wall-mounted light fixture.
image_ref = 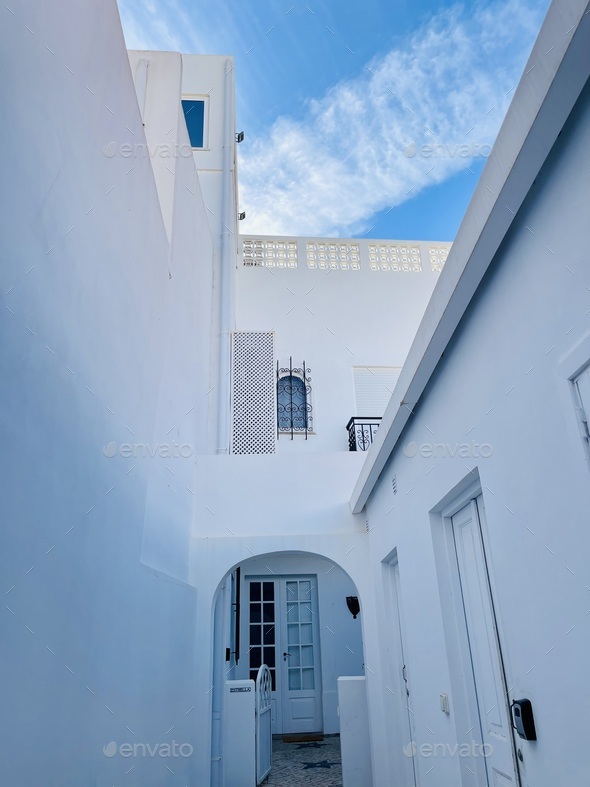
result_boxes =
[346,596,360,619]
[236,131,245,143]
[238,211,246,221]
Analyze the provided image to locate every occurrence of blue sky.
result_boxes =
[118,0,550,240]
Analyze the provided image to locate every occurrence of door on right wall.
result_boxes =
[452,496,519,786]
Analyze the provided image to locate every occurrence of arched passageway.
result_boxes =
[210,550,365,786]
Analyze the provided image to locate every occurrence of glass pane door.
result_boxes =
[248,580,276,691]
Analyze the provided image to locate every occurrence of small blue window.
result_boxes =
[277,374,308,432]
[182,99,205,148]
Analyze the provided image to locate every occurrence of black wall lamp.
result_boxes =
[346,596,360,619]
[236,131,245,143]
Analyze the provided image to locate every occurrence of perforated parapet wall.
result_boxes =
[306,241,361,270]
[242,238,298,268]
[231,331,276,454]
[241,236,451,272]
[367,243,422,271]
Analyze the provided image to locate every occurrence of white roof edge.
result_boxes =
[350,0,590,514]
[239,234,452,243]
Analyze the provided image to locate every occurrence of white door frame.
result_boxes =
[382,554,418,787]
[435,482,520,786]
[242,573,323,735]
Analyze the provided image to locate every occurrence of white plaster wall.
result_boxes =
[338,677,373,786]
[181,54,239,250]
[236,240,444,453]
[191,452,365,539]
[127,51,183,242]
[0,3,213,784]
[124,50,218,582]
[362,80,590,787]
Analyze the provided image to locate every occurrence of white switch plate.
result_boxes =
[440,693,450,714]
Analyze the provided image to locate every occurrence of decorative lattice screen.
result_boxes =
[231,331,276,454]
[368,243,422,271]
[429,246,450,271]
[306,241,361,269]
[242,238,298,267]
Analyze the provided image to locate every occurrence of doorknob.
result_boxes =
[283,652,290,661]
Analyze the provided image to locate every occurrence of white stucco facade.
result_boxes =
[351,1,590,784]
[2,0,590,785]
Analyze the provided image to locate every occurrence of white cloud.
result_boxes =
[117,0,208,53]
[239,0,546,237]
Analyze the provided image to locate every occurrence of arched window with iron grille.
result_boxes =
[277,359,312,439]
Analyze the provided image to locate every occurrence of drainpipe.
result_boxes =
[216,58,235,455]
[134,59,150,120]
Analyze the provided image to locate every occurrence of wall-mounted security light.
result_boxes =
[346,596,360,619]
[238,211,246,221]
[236,131,245,143]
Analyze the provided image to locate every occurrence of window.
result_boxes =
[276,359,313,437]
[181,98,206,148]
[249,580,276,691]
[278,375,307,431]
[353,365,401,416]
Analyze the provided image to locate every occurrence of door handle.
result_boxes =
[283,652,290,661]
[402,664,410,697]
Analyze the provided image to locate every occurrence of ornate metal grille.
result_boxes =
[347,416,381,451]
[231,331,276,454]
[277,358,313,439]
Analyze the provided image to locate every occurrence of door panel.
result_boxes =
[280,577,322,733]
[247,579,277,692]
[452,497,518,786]
[391,561,418,787]
[245,575,322,735]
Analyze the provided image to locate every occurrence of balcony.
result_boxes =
[346,417,381,451]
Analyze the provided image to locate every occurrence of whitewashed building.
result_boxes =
[349,1,590,785]
[1,0,590,785]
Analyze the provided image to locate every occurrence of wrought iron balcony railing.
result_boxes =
[347,417,382,451]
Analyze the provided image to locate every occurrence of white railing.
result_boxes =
[255,665,272,784]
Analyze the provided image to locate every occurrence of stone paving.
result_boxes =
[264,736,342,786]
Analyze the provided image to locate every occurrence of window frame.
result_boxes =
[181,94,210,150]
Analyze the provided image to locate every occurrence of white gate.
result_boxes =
[256,665,272,784]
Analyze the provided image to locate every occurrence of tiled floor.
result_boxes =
[264,736,342,786]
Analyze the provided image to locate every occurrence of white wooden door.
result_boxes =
[279,577,323,734]
[245,576,322,734]
[452,497,519,786]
